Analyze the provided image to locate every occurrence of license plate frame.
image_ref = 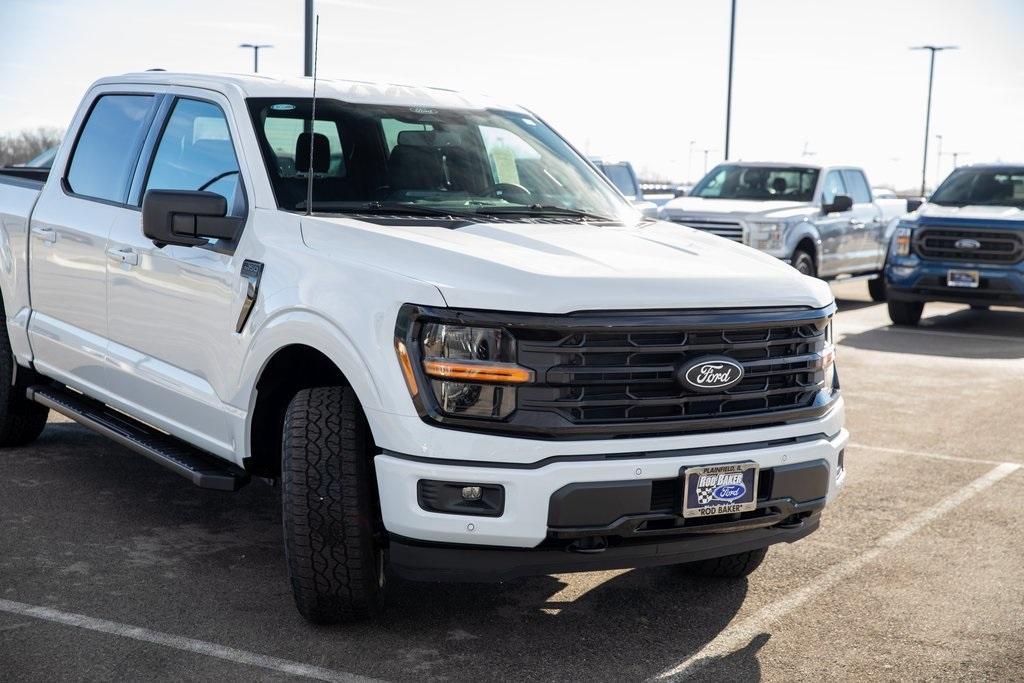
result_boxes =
[947,269,980,288]
[681,461,759,519]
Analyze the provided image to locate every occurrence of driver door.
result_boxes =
[103,93,252,458]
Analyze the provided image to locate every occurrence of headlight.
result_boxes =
[893,224,914,256]
[749,222,784,250]
[401,323,533,419]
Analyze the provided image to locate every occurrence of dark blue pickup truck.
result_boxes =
[885,165,1024,325]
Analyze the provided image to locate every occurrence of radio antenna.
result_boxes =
[305,14,320,216]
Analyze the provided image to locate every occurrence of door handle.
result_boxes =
[31,226,57,244]
[849,220,865,229]
[106,246,139,266]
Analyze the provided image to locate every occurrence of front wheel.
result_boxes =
[888,300,924,326]
[281,386,386,624]
[678,547,768,578]
[791,249,816,277]
[867,275,887,302]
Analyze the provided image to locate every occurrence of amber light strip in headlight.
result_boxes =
[395,340,420,397]
[422,359,534,384]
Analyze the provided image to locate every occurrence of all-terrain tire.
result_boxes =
[281,386,385,624]
[0,301,48,446]
[867,275,887,302]
[792,249,816,277]
[887,300,924,326]
[679,547,769,579]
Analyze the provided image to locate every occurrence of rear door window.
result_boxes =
[66,94,157,203]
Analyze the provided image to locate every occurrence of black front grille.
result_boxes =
[515,310,831,430]
[914,227,1024,264]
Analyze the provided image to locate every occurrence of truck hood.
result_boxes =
[659,196,814,220]
[917,203,1024,222]
[300,216,833,313]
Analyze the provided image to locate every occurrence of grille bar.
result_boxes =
[914,227,1024,264]
[669,218,745,242]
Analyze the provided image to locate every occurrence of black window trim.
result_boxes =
[61,90,162,210]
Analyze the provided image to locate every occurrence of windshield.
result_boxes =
[691,164,819,201]
[930,168,1024,207]
[247,98,635,223]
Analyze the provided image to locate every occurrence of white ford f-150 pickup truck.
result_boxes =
[660,162,908,301]
[0,72,846,624]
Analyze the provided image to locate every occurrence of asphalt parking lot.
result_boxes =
[2,280,1023,682]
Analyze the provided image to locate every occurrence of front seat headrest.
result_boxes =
[295,132,330,174]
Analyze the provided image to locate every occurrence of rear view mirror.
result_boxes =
[142,190,243,247]
[823,194,853,214]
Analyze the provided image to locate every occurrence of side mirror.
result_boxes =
[674,187,688,197]
[823,194,853,214]
[142,190,243,247]
[906,198,923,212]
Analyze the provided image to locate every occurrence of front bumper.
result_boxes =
[886,258,1024,308]
[390,513,820,582]
[373,403,848,562]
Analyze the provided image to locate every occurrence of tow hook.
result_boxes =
[777,514,805,530]
[567,536,608,554]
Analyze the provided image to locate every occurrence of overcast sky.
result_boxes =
[1,0,1021,190]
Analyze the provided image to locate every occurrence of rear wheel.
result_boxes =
[867,275,887,302]
[791,249,816,277]
[281,386,386,624]
[679,547,768,578]
[0,301,48,446]
[888,300,924,326]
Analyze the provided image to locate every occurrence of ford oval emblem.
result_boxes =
[678,356,745,393]
[712,483,746,501]
[955,238,982,250]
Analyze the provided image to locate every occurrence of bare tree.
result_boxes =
[0,127,64,167]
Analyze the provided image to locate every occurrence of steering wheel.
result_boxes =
[197,170,240,192]
[481,182,532,203]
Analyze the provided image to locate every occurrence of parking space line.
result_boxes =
[850,442,1019,466]
[652,461,1022,682]
[0,599,375,683]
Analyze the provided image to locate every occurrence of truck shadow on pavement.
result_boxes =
[5,422,768,682]
[840,307,1024,359]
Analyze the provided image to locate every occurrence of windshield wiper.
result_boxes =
[475,204,615,222]
[299,201,478,219]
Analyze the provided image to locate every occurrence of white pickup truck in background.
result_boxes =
[0,72,846,625]
[660,162,908,301]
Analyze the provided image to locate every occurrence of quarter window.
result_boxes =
[145,99,244,215]
[66,94,156,203]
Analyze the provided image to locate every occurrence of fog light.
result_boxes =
[890,265,916,278]
[418,480,504,517]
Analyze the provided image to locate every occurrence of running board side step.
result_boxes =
[27,384,250,491]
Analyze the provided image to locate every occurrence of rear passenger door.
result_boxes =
[815,170,853,276]
[103,92,254,459]
[27,92,159,396]
[841,169,884,271]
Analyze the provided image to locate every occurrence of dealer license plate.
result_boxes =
[947,269,980,288]
[682,462,759,518]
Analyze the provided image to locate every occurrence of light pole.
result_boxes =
[304,0,315,77]
[702,148,716,175]
[687,140,696,182]
[911,45,957,196]
[239,43,273,73]
[724,0,737,161]
[951,151,969,169]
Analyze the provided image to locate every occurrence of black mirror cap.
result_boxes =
[142,189,241,247]
[906,197,924,212]
[824,194,854,214]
